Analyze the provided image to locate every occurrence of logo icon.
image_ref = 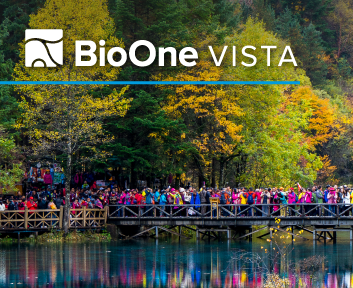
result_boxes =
[25,29,63,67]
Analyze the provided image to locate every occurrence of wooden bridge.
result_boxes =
[0,206,108,231]
[1,203,353,242]
[107,203,353,241]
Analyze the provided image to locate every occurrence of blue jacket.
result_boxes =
[160,194,167,205]
[154,191,160,202]
[324,190,329,203]
[145,191,154,204]
[190,193,201,209]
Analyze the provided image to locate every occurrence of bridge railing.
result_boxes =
[108,203,353,219]
[0,206,108,230]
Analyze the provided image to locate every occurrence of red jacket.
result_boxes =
[135,194,142,205]
[26,201,37,210]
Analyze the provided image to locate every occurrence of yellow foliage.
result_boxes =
[14,0,130,161]
[155,36,243,173]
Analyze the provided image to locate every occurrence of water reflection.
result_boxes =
[0,239,353,287]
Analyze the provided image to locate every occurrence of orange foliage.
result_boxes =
[316,155,338,185]
[285,86,338,147]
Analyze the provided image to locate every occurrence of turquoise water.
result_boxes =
[1,233,353,287]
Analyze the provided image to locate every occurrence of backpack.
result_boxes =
[295,194,299,203]
[167,195,174,204]
[224,193,230,204]
[247,193,254,205]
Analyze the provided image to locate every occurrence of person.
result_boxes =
[82,181,89,190]
[315,186,324,215]
[55,197,64,209]
[0,201,5,212]
[18,198,26,214]
[336,187,344,215]
[239,189,248,216]
[145,188,154,216]
[200,188,207,216]
[327,187,337,216]
[48,199,58,226]
[287,188,296,216]
[109,190,118,215]
[38,198,48,210]
[261,188,271,216]
[232,189,240,215]
[7,199,15,211]
[254,189,262,216]
[72,198,81,210]
[86,197,94,209]
[26,197,38,210]
[44,171,53,186]
[159,190,167,217]
[343,189,351,216]
[94,196,103,209]
[278,189,288,216]
[190,190,200,215]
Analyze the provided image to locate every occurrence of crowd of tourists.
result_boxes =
[0,184,353,217]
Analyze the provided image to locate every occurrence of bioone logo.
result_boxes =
[25,29,63,67]
[25,29,297,68]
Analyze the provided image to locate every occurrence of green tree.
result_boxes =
[0,127,23,194]
[14,0,130,232]
[302,23,328,85]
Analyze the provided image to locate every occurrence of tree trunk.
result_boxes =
[211,157,216,188]
[63,128,73,234]
[63,152,72,233]
[219,157,225,188]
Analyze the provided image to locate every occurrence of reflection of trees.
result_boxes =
[0,241,352,287]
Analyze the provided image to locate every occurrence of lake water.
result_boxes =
[1,231,353,287]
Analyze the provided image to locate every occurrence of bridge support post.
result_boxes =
[179,226,181,239]
[155,226,158,238]
[196,229,199,239]
[227,228,230,239]
[270,227,272,239]
[313,226,316,241]
[350,227,353,241]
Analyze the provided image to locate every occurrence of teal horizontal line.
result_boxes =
[0,81,300,85]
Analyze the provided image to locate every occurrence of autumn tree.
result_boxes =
[157,37,243,187]
[14,0,130,232]
[222,19,322,187]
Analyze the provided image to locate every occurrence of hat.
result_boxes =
[290,187,294,191]
[330,187,335,191]
[171,188,175,192]
[30,197,33,200]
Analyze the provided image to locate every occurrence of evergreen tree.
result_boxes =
[302,23,328,85]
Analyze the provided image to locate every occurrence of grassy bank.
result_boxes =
[0,229,112,244]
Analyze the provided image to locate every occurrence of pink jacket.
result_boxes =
[232,193,240,204]
[118,192,126,204]
[304,191,312,203]
[43,173,52,185]
[327,192,337,204]
[255,192,262,204]
[288,192,296,204]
